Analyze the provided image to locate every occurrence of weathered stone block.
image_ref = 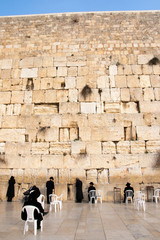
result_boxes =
[20,57,34,68]
[117,141,130,154]
[109,65,117,75]
[24,91,32,104]
[41,78,53,89]
[0,92,11,104]
[91,126,123,141]
[138,54,154,64]
[127,75,140,87]
[11,91,24,104]
[131,65,142,74]
[0,129,25,142]
[56,90,69,102]
[123,65,132,75]
[69,89,78,102]
[32,142,49,154]
[79,127,91,141]
[1,69,11,78]
[102,141,116,154]
[42,56,53,67]
[143,88,154,101]
[120,88,130,101]
[137,126,160,140]
[140,101,160,113]
[46,67,56,77]
[154,88,160,101]
[67,67,77,77]
[139,75,151,87]
[34,104,58,115]
[21,68,38,78]
[50,143,71,155]
[150,75,160,87]
[146,141,160,153]
[115,76,127,88]
[110,88,120,102]
[2,116,17,128]
[130,88,143,101]
[57,67,67,76]
[32,90,45,103]
[121,102,139,113]
[97,76,109,88]
[59,128,70,142]
[65,77,76,89]
[131,141,145,154]
[86,141,101,154]
[142,65,153,74]
[1,59,12,69]
[104,102,120,113]
[41,155,63,168]
[81,102,96,114]
[71,141,86,154]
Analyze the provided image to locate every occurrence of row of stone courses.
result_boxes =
[0,140,159,155]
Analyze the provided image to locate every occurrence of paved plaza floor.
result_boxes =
[0,200,160,240]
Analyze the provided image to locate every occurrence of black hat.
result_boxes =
[126,182,131,186]
[50,177,54,180]
[90,182,94,185]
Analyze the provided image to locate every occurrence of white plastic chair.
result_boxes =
[152,189,160,203]
[96,190,102,204]
[57,194,63,210]
[22,206,43,235]
[49,194,60,212]
[125,190,133,204]
[134,191,142,208]
[137,193,145,211]
[37,194,45,209]
[89,190,97,204]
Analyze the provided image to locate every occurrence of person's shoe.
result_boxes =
[37,225,41,230]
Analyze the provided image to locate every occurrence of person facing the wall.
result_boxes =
[46,177,54,204]
[123,182,134,203]
[75,178,83,203]
[88,182,96,203]
[6,176,16,202]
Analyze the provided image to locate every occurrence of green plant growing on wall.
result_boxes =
[148,57,160,65]
[81,85,92,100]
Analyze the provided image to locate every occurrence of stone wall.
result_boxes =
[0,11,160,201]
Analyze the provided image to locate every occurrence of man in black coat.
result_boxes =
[88,182,96,203]
[46,177,54,204]
[22,189,44,229]
[75,178,83,203]
[123,182,134,203]
[6,176,15,202]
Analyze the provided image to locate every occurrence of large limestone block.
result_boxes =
[59,102,80,114]
[50,114,62,127]
[0,104,6,115]
[41,78,53,89]
[50,143,71,155]
[90,154,111,168]
[71,141,86,154]
[20,57,34,68]
[57,67,67,76]
[142,65,153,74]
[127,75,140,87]
[153,65,160,74]
[120,88,130,101]
[44,90,57,103]
[1,59,12,69]
[109,65,117,75]
[0,92,11,104]
[11,91,24,104]
[130,88,143,101]
[41,155,63,168]
[45,128,59,142]
[121,102,139,113]
[138,54,154,64]
[154,88,160,101]
[140,101,160,113]
[32,90,45,103]
[2,116,17,128]
[65,77,76,89]
[42,56,53,67]
[76,76,88,89]
[139,75,151,87]
[56,90,69,102]
[97,76,109,88]
[123,65,132,75]
[34,104,58,115]
[0,143,5,154]
[104,102,120,113]
[70,127,79,141]
[100,88,111,102]
[33,57,43,67]
[78,66,88,76]
[81,102,96,114]
[1,69,11,79]
[150,75,160,87]
[38,68,47,78]
[5,142,31,156]
[21,68,38,78]
[67,67,77,77]
[67,56,86,67]
[143,88,154,101]
[102,141,116,154]
[46,67,56,77]
[115,76,127,88]
[91,126,123,141]
[69,89,78,102]
[146,141,160,153]
[131,141,145,154]
[59,128,70,142]
[63,155,78,169]
[31,142,49,154]
[137,126,160,140]
[24,91,32,104]
[0,129,25,142]
[110,88,120,102]
[117,141,130,154]
[86,141,101,154]
[131,65,142,74]
[79,127,91,141]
